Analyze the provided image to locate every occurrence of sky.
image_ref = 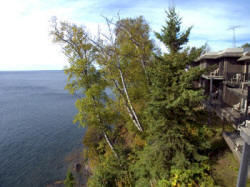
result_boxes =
[0,0,249,70]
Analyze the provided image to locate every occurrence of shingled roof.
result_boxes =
[195,52,219,61]
[238,51,250,62]
[218,48,244,57]
[196,48,244,62]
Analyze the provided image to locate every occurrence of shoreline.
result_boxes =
[47,148,90,187]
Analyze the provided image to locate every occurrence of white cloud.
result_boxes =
[0,1,66,70]
[0,0,113,70]
[0,0,249,70]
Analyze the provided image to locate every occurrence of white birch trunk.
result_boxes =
[103,131,119,159]
[112,79,143,131]
[118,25,148,77]
[118,67,143,132]
[90,95,119,159]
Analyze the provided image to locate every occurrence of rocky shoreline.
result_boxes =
[47,149,90,187]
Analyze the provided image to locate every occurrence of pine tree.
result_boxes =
[155,7,192,54]
[130,8,215,186]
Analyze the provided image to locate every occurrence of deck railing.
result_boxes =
[203,67,224,77]
[226,73,250,87]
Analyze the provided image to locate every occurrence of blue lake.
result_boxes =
[0,71,84,187]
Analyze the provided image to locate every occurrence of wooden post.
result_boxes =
[219,83,223,106]
[222,117,225,133]
[245,86,250,120]
[210,77,213,102]
[245,61,248,82]
[223,83,228,105]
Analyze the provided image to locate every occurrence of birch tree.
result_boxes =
[93,16,153,132]
[50,20,119,158]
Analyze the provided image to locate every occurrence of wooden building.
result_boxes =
[195,48,250,128]
[195,47,250,171]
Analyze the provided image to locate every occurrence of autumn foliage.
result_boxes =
[51,7,216,186]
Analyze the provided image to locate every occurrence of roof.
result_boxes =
[196,48,244,62]
[218,48,244,57]
[238,51,250,62]
[195,52,219,61]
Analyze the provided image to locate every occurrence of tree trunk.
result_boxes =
[118,67,143,132]
[112,79,143,131]
[103,131,119,159]
[90,95,119,159]
[117,24,148,77]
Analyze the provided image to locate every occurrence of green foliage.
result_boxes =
[64,171,75,187]
[155,7,192,54]
[51,8,217,186]
[242,43,250,48]
[128,7,215,186]
[87,153,133,187]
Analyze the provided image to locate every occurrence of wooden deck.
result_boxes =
[203,100,243,129]
[226,87,248,99]
[202,74,224,80]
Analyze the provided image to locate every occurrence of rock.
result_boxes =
[74,163,81,173]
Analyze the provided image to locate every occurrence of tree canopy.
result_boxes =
[155,7,192,54]
[51,7,216,186]
[242,43,250,48]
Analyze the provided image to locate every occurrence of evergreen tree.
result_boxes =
[132,52,215,186]
[130,8,215,186]
[155,7,192,54]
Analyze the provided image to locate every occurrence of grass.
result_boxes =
[211,149,250,187]
[205,112,250,186]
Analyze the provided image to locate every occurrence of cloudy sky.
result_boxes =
[0,0,249,70]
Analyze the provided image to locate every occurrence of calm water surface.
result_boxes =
[0,71,84,187]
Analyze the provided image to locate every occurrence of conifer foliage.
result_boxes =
[51,7,216,186]
[155,7,192,54]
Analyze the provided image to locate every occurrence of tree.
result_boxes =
[50,16,154,186]
[50,20,119,158]
[242,43,250,48]
[130,8,215,186]
[64,171,75,187]
[155,7,192,54]
[132,52,215,186]
[51,9,215,186]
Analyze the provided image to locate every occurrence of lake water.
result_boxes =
[0,71,84,187]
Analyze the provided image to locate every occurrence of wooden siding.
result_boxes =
[226,57,244,73]
[223,86,242,107]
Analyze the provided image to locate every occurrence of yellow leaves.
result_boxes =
[185,124,198,136]
[170,173,179,187]
[191,128,197,136]
[88,148,100,171]
[134,134,146,147]
[171,180,177,186]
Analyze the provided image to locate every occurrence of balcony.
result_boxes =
[225,73,249,88]
[202,67,224,80]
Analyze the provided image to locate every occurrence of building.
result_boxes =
[195,47,250,179]
[195,47,250,128]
